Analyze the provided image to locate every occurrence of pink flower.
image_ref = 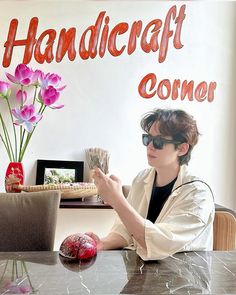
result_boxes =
[19,285,32,294]
[40,86,64,109]
[0,63,66,162]
[12,104,43,132]
[4,281,31,294]
[38,72,66,109]
[31,69,44,85]
[6,64,34,86]
[0,81,11,98]
[16,90,27,104]
[39,72,66,91]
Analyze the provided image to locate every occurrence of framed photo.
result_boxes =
[36,159,84,185]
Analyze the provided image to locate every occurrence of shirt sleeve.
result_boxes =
[109,184,134,248]
[136,188,215,260]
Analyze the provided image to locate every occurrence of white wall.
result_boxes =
[55,208,116,250]
[0,1,235,211]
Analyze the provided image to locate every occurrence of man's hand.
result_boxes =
[92,168,124,207]
[85,232,104,251]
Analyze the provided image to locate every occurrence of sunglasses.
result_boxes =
[142,134,181,150]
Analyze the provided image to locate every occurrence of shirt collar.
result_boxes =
[172,164,188,191]
[143,165,189,189]
[144,168,156,184]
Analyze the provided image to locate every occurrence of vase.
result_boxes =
[5,162,24,193]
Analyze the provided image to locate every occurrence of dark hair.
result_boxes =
[140,109,200,165]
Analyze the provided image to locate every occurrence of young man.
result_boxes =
[88,109,215,260]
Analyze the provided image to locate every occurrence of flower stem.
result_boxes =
[6,98,17,161]
[0,113,14,161]
[12,260,15,281]
[18,129,26,162]
[20,85,23,161]
[19,128,35,162]
[19,105,46,162]
[33,85,38,105]
[22,261,37,293]
[0,260,9,284]
[0,134,12,161]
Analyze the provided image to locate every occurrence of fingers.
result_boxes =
[85,231,94,236]
[85,232,100,242]
[92,168,119,182]
[110,174,120,182]
[93,170,120,187]
[91,168,104,187]
[93,167,105,179]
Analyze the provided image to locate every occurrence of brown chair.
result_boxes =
[213,205,236,250]
[0,190,60,251]
[122,185,236,251]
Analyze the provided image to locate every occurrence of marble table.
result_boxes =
[0,250,236,294]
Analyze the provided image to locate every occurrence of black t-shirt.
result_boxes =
[146,176,177,223]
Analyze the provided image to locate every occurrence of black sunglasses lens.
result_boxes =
[142,134,164,149]
[142,134,150,146]
[153,137,164,149]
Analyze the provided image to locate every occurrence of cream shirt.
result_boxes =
[110,165,215,261]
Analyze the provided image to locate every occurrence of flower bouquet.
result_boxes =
[0,260,37,294]
[0,63,66,191]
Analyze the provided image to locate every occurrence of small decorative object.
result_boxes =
[59,233,97,260]
[86,147,110,203]
[59,254,97,273]
[0,63,66,192]
[85,147,110,182]
[5,162,24,193]
[0,259,37,294]
[14,182,98,199]
[35,159,84,185]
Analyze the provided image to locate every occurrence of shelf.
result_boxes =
[60,197,112,209]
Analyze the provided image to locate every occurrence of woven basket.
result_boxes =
[14,183,98,199]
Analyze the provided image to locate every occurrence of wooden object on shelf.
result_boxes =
[13,182,97,199]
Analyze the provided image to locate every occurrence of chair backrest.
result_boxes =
[213,205,236,250]
[122,185,131,198]
[0,190,60,251]
[122,186,236,250]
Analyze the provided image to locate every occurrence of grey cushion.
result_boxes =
[0,190,60,251]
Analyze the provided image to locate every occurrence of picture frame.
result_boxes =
[36,159,84,185]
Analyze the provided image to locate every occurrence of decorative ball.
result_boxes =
[59,233,97,260]
[59,255,97,272]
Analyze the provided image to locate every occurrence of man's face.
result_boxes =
[146,122,181,169]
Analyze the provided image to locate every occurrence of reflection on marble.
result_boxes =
[0,251,236,294]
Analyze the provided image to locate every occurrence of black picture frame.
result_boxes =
[36,159,84,185]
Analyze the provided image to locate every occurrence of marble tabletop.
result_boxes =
[0,250,236,294]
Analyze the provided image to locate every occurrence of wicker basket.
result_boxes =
[14,182,98,199]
